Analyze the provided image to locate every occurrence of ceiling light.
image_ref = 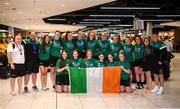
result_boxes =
[4,2,9,5]
[101,7,160,10]
[18,12,22,14]
[79,21,111,24]
[142,19,173,22]
[47,18,66,21]
[89,15,135,17]
[83,19,120,21]
[156,15,180,17]
[61,4,65,6]
[109,24,133,27]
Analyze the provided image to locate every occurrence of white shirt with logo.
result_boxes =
[7,43,25,64]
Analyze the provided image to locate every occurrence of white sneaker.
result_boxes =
[10,92,16,96]
[150,86,159,93]
[156,87,163,95]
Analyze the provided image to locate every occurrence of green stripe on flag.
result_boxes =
[69,67,87,93]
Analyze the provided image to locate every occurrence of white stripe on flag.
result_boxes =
[86,67,103,93]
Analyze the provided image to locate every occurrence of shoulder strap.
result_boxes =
[12,44,15,49]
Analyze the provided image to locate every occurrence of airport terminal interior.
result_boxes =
[0,0,180,109]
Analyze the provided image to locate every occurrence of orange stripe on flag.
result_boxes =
[103,66,121,93]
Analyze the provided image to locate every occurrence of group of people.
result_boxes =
[3,29,171,96]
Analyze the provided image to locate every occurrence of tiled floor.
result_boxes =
[0,53,180,109]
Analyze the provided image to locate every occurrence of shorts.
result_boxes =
[133,59,143,67]
[40,60,50,67]
[50,55,59,67]
[26,60,39,74]
[56,74,69,85]
[151,63,163,74]
[10,64,25,78]
[120,78,130,86]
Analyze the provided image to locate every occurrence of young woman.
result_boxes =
[107,53,117,66]
[63,31,75,59]
[117,51,134,93]
[39,35,51,91]
[56,50,70,93]
[75,29,86,59]
[86,31,98,59]
[84,50,96,68]
[134,35,144,89]
[150,34,165,95]
[123,36,134,68]
[50,31,62,89]
[69,50,84,67]
[142,38,153,92]
[95,52,107,67]
[97,33,110,59]
[7,35,25,95]
[110,36,124,61]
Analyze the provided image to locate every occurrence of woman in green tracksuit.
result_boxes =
[95,52,107,67]
[116,51,134,93]
[107,53,117,66]
[63,31,75,59]
[110,36,124,61]
[85,31,98,59]
[56,50,70,93]
[49,31,62,89]
[75,29,86,59]
[84,50,96,68]
[69,50,84,67]
[123,36,134,68]
[97,33,110,59]
[39,35,51,91]
[133,35,144,89]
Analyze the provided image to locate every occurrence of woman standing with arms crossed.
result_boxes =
[7,34,25,95]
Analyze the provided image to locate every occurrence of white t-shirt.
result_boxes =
[7,43,25,64]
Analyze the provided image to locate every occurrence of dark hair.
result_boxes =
[77,29,82,33]
[164,36,169,40]
[135,35,142,44]
[60,50,67,68]
[144,38,151,46]
[87,31,96,40]
[65,31,72,40]
[0,37,8,43]
[42,35,50,53]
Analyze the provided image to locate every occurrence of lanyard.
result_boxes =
[16,44,22,55]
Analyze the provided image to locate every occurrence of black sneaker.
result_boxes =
[135,84,142,89]
[53,85,55,89]
[42,87,49,91]
[140,84,144,89]
[24,87,30,93]
[32,85,39,92]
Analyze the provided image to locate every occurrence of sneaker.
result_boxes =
[150,86,159,93]
[140,84,144,89]
[24,87,30,93]
[42,87,49,91]
[10,92,16,96]
[32,85,39,92]
[135,84,142,89]
[156,87,163,95]
[53,85,55,89]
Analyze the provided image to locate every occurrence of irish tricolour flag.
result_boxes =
[69,66,121,93]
